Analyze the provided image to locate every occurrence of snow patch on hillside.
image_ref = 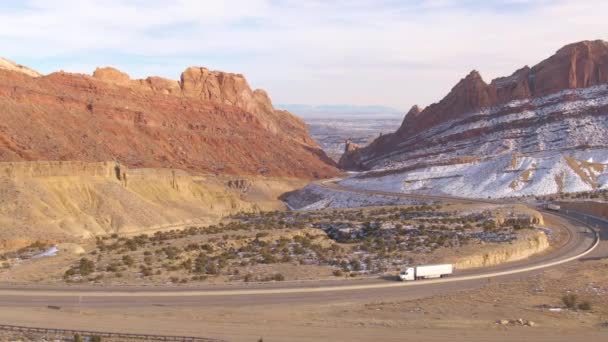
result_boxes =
[341,149,608,198]
[282,184,425,210]
[366,84,608,171]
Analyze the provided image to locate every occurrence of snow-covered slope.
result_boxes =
[341,149,608,198]
[340,82,608,198]
[281,184,425,210]
[339,41,608,198]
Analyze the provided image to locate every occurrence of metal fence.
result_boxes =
[0,324,224,341]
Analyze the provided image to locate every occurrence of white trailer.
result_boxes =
[547,203,561,211]
[399,264,453,281]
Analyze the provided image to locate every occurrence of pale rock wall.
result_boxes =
[0,161,117,178]
[449,229,549,269]
[0,57,42,78]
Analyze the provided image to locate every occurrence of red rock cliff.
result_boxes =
[0,65,338,178]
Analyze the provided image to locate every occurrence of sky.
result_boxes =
[1,0,607,110]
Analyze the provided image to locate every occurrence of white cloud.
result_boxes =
[0,0,607,109]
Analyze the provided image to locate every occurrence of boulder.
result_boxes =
[93,67,131,85]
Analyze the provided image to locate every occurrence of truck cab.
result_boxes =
[399,267,415,281]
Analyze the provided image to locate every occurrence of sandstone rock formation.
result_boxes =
[450,229,549,269]
[0,64,337,178]
[337,140,363,170]
[0,57,41,78]
[339,40,608,197]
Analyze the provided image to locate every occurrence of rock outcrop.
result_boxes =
[339,40,608,197]
[0,63,337,178]
[0,57,41,78]
[450,229,549,269]
[337,140,364,170]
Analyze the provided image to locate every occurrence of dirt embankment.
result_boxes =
[0,161,306,253]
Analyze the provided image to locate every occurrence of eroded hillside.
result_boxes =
[0,161,306,252]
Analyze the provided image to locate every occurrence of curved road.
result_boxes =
[0,183,604,309]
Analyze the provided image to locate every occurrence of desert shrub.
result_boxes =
[162,246,181,260]
[122,255,135,267]
[260,250,277,264]
[578,301,592,311]
[78,258,95,276]
[562,293,578,309]
[332,269,343,277]
[181,258,193,271]
[140,266,153,277]
[194,253,220,275]
[349,259,362,271]
[293,243,306,254]
[106,263,119,272]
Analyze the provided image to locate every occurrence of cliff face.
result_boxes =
[0,64,337,178]
[339,40,608,198]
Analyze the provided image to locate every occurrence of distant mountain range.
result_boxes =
[277,104,404,119]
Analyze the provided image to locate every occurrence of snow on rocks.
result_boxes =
[341,148,608,199]
[281,184,425,210]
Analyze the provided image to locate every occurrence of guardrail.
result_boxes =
[0,324,223,341]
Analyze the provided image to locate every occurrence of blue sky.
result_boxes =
[1,0,607,109]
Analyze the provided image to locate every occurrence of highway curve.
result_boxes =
[0,183,603,309]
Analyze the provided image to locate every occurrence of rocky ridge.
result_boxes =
[339,40,608,197]
[0,57,41,78]
[0,63,337,178]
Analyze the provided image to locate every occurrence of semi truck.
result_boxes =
[399,264,454,281]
